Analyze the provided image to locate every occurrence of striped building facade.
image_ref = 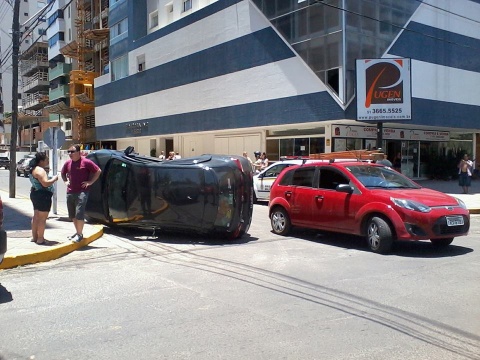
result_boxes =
[94,0,480,178]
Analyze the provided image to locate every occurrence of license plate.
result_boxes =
[446,216,464,226]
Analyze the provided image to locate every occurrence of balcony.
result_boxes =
[23,91,49,111]
[20,55,49,76]
[50,84,70,101]
[23,72,49,93]
[49,62,72,81]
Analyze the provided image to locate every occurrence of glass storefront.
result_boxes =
[251,0,419,104]
[267,137,325,161]
[332,135,474,179]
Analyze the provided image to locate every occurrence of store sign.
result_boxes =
[126,121,149,136]
[332,125,449,141]
[356,58,412,121]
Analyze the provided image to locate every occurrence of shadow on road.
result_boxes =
[287,228,473,258]
[102,226,259,246]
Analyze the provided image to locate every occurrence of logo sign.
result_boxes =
[356,58,412,121]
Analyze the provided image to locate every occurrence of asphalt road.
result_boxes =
[1,171,480,359]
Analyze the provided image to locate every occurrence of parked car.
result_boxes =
[0,193,6,264]
[253,159,308,203]
[16,157,34,177]
[85,148,254,239]
[0,155,10,169]
[269,160,470,253]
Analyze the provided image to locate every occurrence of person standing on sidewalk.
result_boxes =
[61,145,102,243]
[458,153,473,194]
[29,152,59,245]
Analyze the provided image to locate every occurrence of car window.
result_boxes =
[264,164,289,178]
[318,168,350,190]
[346,165,420,189]
[214,168,236,227]
[291,167,315,187]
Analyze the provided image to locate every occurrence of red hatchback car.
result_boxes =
[269,160,470,253]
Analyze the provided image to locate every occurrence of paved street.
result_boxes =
[1,170,480,359]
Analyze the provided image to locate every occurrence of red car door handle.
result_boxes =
[284,191,292,198]
[315,195,324,201]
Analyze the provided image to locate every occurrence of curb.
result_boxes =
[0,225,104,270]
[470,209,480,215]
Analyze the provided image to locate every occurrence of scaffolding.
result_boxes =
[60,0,109,144]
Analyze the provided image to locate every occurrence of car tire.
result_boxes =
[430,238,454,247]
[16,170,20,176]
[253,192,258,204]
[366,216,394,254]
[270,207,291,236]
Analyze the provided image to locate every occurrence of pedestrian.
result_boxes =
[242,151,253,171]
[253,151,262,173]
[458,153,473,194]
[29,152,59,245]
[158,151,165,160]
[174,152,182,159]
[376,153,393,167]
[260,152,269,170]
[61,144,102,243]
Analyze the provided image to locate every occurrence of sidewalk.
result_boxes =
[0,179,478,270]
[415,179,480,214]
[0,190,103,270]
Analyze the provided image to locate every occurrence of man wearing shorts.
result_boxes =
[458,153,473,194]
[61,145,102,242]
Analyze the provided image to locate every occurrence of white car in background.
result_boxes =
[253,159,307,203]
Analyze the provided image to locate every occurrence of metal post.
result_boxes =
[9,0,20,198]
[376,122,383,150]
[52,127,58,214]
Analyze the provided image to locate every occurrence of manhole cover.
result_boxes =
[7,231,32,238]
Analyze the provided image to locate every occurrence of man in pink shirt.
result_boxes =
[61,144,102,242]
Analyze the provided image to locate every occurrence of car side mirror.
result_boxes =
[336,184,354,194]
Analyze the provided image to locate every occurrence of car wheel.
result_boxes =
[16,170,20,176]
[24,172,29,178]
[430,238,454,247]
[270,207,291,236]
[366,216,393,254]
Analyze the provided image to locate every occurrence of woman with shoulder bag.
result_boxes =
[29,152,59,245]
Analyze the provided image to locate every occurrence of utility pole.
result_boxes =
[9,0,20,198]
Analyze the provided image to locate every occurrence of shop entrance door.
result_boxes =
[401,141,420,178]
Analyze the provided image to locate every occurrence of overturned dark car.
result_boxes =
[85,148,254,239]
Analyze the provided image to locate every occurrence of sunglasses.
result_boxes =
[67,150,78,154]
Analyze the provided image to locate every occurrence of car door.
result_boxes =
[256,163,294,201]
[310,167,355,231]
[288,166,318,226]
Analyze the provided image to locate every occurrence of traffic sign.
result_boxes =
[43,127,66,149]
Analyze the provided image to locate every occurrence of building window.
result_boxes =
[48,32,64,47]
[110,18,128,45]
[183,0,192,12]
[137,54,145,72]
[111,55,128,81]
[149,10,159,29]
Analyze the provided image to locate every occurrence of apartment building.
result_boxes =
[92,0,479,178]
